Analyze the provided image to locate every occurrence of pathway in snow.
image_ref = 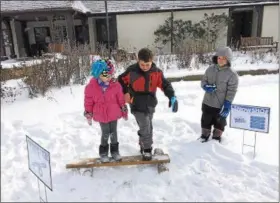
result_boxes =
[1,75,279,202]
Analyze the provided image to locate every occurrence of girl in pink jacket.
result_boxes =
[84,58,128,163]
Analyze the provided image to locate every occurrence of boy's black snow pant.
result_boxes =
[99,120,118,146]
[201,103,227,131]
[133,111,154,150]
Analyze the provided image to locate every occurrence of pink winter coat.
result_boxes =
[84,78,126,123]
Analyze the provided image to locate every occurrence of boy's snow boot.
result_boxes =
[142,148,153,161]
[140,146,144,154]
[139,142,145,155]
[200,128,211,141]
[99,144,110,163]
[110,142,122,161]
[212,128,223,142]
[138,133,143,154]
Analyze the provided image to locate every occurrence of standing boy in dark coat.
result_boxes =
[200,47,239,142]
[118,48,178,160]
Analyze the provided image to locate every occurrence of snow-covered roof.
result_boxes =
[1,0,278,14]
[82,0,279,14]
[0,1,91,14]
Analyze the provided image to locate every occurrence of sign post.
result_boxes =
[26,135,53,202]
[229,104,270,158]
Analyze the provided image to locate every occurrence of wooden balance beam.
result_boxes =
[66,148,170,174]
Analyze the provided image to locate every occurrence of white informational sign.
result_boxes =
[230,104,270,133]
[26,135,53,191]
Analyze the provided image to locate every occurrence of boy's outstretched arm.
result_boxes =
[157,70,178,112]
[157,70,175,99]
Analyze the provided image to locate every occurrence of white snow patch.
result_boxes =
[1,74,278,202]
[72,1,91,13]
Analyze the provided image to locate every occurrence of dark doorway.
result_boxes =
[75,25,89,45]
[21,21,31,57]
[34,27,51,56]
[230,10,253,48]
[95,15,118,50]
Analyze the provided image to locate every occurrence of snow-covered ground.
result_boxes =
[2,51,278,80]
[0,53,66,69]
[161,51,279,78]
[1,74,279,202]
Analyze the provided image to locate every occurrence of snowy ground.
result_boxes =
[2,51,279,80]
[1,74,279,202]
[161,51,279,78]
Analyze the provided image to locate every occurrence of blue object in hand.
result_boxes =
[203,84,217,93]
[168,96,178,113]
[219,100,232,118]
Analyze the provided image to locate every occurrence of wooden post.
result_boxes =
[104,0,111,58]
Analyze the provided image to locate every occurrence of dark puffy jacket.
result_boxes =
[118,62,175,113]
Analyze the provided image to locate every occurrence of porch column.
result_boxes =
[251,7,259,37]
[88,17,97,53]
[10,19,19,58]
[1,21,12,58]
[65,14,75,46]
[47,15,55,43]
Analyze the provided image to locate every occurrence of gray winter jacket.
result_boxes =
[201,47,239,109]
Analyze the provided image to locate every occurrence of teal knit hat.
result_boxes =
[91,60,108,78]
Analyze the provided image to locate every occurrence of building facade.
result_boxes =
[1,0,279,58]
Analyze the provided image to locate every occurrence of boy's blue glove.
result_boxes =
[168,96,178,113]
[219,100,232,118]
[203,84,217,93]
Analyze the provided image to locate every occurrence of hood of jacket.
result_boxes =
[212,46,233,67]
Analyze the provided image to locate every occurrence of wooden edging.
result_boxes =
[66,154,170,169]
[166,69,279,82]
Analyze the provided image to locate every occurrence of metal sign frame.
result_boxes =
[229,104,271,158]
[26,135,53,202]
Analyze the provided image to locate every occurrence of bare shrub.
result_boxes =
[19,41,93,98]
[155,54,175,71]
[248,50,265,64]
[111,47,137,71]
[175,48,193,70]
[1,81,25,103]
[22,60,55,97]
[173,39,213,70]
[95,42,111,59]
[246,49,279,65]
[1,41,140,100]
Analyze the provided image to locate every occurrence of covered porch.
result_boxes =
[1,11,97,59]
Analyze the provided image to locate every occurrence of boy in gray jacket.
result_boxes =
[200,47,239,142]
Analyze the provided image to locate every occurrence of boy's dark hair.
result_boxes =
[138,48,154,62]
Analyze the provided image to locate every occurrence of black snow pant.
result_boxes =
[201,103,227,131]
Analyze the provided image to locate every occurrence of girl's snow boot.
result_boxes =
[110,142,122,161]
[99,144,110,163]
